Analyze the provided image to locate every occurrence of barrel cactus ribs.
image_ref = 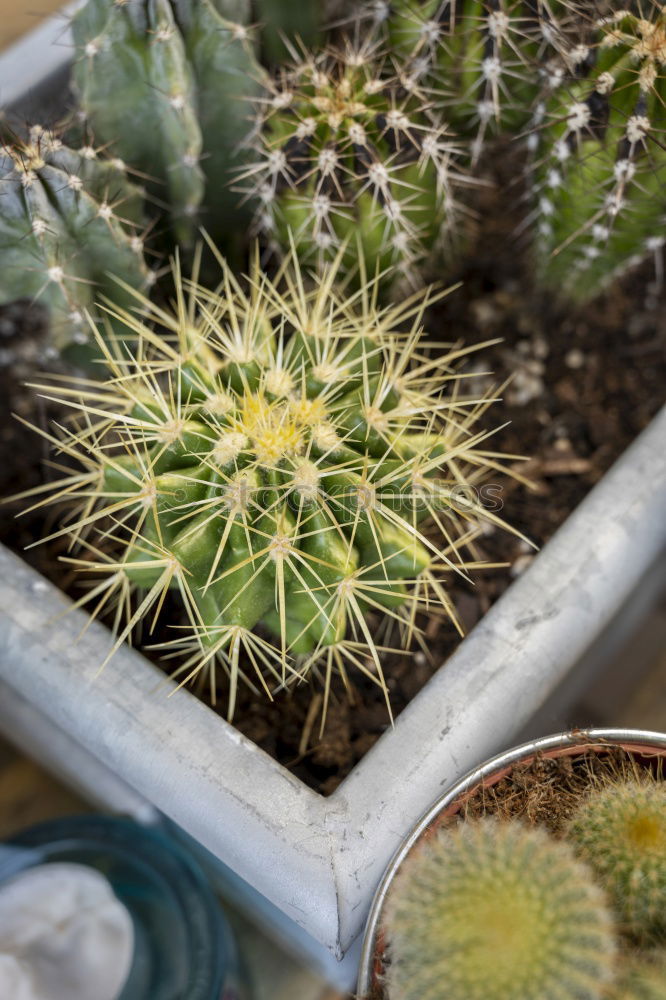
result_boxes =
[17,248,525,718]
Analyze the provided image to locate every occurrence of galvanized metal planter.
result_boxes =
[0,8,665,992]
[1,406,664,988]
[356,727,666,998]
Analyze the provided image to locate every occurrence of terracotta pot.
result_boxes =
[356,727,666,999]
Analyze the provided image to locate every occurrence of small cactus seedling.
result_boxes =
[71,0,265,249]
[381,818,617,1000]
[16,247,525,718]
[362,0,577,162]
[239,43,459,292]
[0,126,150,351]
[608,952,666,1000]
[532,2,666,303]
[567,778,666,944]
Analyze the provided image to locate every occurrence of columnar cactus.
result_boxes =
[21,250,522,717]
[240,43,459,291]
[0,126,149,351]
[609,952,666,1000]
[533,3,666,302]
[567,778,666,944]
[381,819,617,1000]
[362,0,576,161]
[71,0,265,249]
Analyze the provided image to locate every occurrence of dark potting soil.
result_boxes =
[1,157,664,796]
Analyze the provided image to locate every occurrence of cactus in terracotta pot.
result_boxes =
[568,777,666,944]
[381,818,617,1000]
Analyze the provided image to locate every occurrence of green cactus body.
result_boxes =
[253,0,322,65]
[71,0,264,249]
[366,0,571,161]
[382,819,617,1000]
[0,126,149,351]
[22,251,521,715]
[567,779,666,944]
[244,45,457,291]
[533,4,666,302]
[609,953,666,1000]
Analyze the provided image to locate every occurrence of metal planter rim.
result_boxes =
[356,726,666,998]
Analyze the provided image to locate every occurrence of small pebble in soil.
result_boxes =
[533,335,549,359]
[565,348,585,369]
[471,299,499,328]
[507,363,545,406]
[478,520,496,537]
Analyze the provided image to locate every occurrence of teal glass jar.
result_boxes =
[0,816,247,1000]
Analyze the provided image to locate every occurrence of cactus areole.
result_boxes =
[363,0,576,161]
[71,0,263,249]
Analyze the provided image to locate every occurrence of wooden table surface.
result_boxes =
[0,0,68,51]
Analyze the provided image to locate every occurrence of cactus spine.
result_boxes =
[382,819,617,1000]
[567,778,666,944]
[609,952,666,1000]
[20,249,521,717]
[0,127,149,351]
[71,0,265,249]
[533,3,666,302]
[242,44,458,292]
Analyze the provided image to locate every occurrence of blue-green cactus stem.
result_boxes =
[71,0,265,250]
[0,126,149,352]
